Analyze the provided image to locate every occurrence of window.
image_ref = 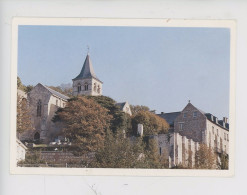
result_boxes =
[77,84,81,92]
[193,111,197,118]
[84,83,88,91]
[224,133,226,140]
[94,83,96,92]
[56,100,58,106]
[183,112,187,118]
[63,103,65,107]
[227,134,229,141]
[160,147,162,156]
[37,99,42,117]
[217,129,219,136]
[179,123,184,131]
[212,126,214,134]
[97,85,100,93]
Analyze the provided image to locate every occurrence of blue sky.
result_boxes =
[18,25,230,119]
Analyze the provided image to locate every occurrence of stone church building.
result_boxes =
[20,54,131,143]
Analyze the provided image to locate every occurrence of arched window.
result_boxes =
[77,84,81,92]
[56,99,58,106]
[84,83,88,91]
[94,83,96,92]
[97,85,100,93]
[37,99,42,117]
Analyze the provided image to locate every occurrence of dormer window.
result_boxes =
[84,83,89,91]
[193,111,197,118]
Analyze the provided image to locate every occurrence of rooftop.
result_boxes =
[72,54,102,83]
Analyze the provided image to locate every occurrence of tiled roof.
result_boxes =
[157,112,181,126]
[73,54,102,83]
[43,85,69,100]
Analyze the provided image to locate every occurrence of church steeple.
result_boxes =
[72,54,103,96]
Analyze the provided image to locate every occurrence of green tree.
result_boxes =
[17,95,33,135]
[25,85,34,93]
[90,130,148,168]
[144,137,169,169]
[17,76,27,91]
[55,96,112,155]
[131,111,169,136]
[87,96,132,134]
[195,144,217,169]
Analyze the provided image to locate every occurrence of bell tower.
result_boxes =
[72,54,103,96]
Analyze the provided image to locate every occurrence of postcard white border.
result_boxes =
[10,17,236,177]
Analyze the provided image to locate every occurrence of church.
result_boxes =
[18,53,229,168]
[19,53,131,143]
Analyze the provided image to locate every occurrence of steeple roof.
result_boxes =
[73,54,102,83]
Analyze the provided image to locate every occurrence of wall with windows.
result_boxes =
[157,132,199,168]
[205,120,229,154]
[174,103,207,142]
[20,83,68,143]
[72,77,102,96]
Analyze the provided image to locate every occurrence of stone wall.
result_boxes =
[72,77,102,96]
[174,103,207,142]
[20,83,67,143]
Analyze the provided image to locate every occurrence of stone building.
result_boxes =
[116,102,132,116]
[157,102,229,168]
[72,54,103,96]
[20,83,69,143]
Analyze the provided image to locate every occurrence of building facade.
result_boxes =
[20,83,69,143]
[157,102,229,168]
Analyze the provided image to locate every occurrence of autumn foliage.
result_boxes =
[17,95,33,134]
[55,97,112,155]
[131,110,169,136]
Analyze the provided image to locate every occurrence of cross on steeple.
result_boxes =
[87,45,90,54]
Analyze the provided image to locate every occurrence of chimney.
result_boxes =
[137,124,143,137]
[223,117,228,123]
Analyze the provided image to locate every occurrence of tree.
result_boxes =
[25,85,34,93]
[195,144,217,169]
[130,105,150,115]
[131,111,169,136]
[54,96,112,155]
[17,76,26,91]
[17,95,33,135]
[90,130,148,168]
[144,137,169,169]
[219,152,229,170]
[87,96,132,134]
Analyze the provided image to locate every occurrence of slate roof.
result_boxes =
[157,112,181,126]
[73,54,102,83]
[116,102,126,110]
[42,85,69,100]
[205,113,229,131]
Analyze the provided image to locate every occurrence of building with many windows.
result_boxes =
[157,102,229,168]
